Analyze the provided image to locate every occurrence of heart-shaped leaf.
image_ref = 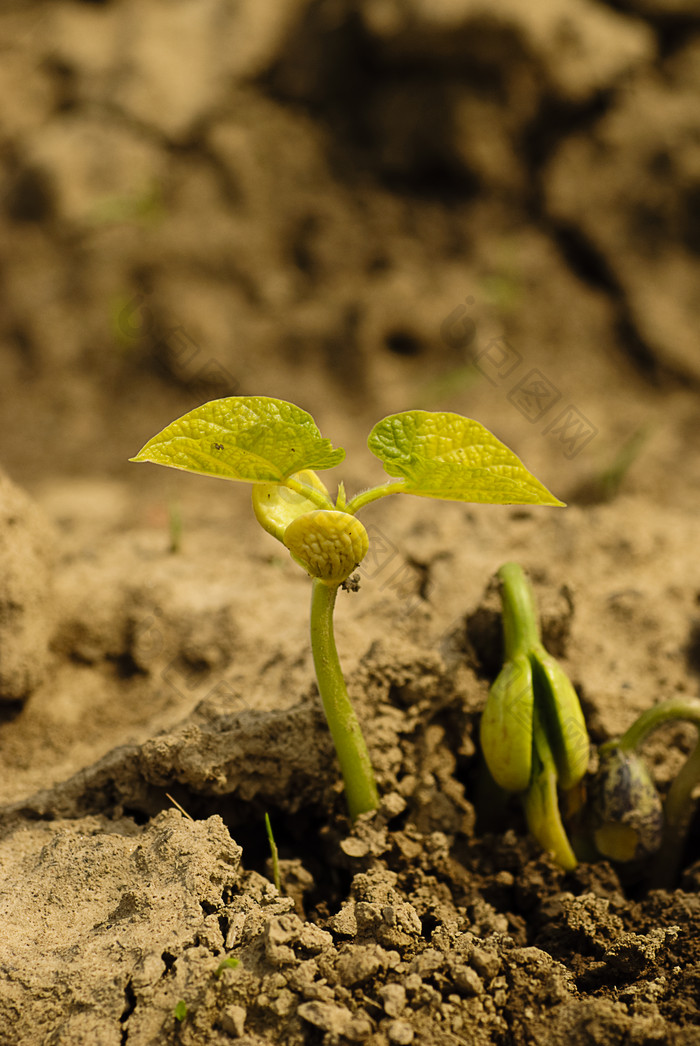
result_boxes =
[131,396,345,483]
[368,411,564,505]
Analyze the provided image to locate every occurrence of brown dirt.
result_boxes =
[2,1,700,1043]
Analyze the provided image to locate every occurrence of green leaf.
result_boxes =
[367,411,564,506]
[173,1000,187,1022]
[131,396,345,483]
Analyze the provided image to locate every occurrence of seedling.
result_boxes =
[574,425,649,504]
[265,812,281,893]
[91,179,163,228]
[214,957,241,978]
[590,697,700,886]
[131,396,563,820]
[588,745,663,865]
[480,563,589,870]
[173,1000,187,1022]
[168,499,183,554]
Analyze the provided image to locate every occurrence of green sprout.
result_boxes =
[131,396,563,820]
[480,563,589,870]
[591,425,649,502]
[169,499,183,554]
[88,179,164,228]
[573,425,650,505]
[588,745,663,865]
[215,957,241,978]
[265,812,281,893]
[589,697,700,887]
[173,1000,187,1022]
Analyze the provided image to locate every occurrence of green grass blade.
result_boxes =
[264,812,281,893]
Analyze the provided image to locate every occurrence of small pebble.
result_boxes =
[379,983,406,1017]
[387,1019,414,1044]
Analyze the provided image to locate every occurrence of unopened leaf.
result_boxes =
[368,411,564,506]
[284,510,369,584]
[131,396,345,483]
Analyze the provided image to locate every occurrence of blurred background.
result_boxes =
[1,0,699,508]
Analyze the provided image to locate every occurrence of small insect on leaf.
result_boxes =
[130,396,345,484]
[368,410,564,506]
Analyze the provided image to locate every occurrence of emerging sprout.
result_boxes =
[132,396,563,820]
[590,697,700,886]
[588,746,664,863]
[480,563,589,870]
[215,957,241,978]
[264,812,281,893]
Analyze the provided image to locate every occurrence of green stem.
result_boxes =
[346,481,406,515]
[309,579,379,820]
[614,697,700,753]
[497,563,541,660]
[283,476,334,509]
